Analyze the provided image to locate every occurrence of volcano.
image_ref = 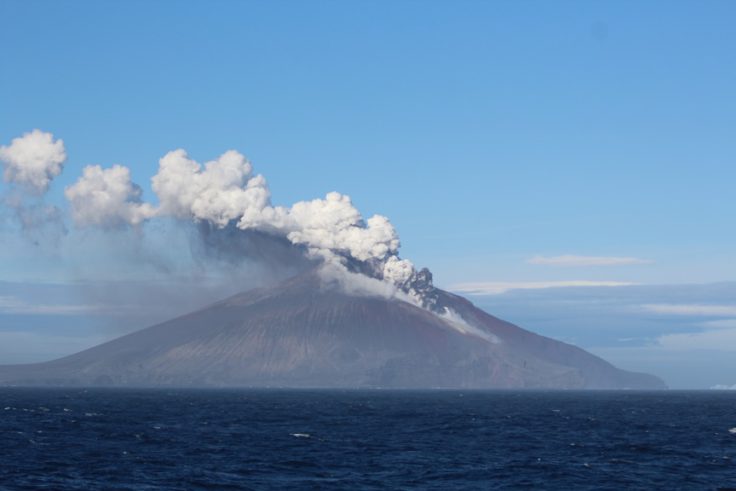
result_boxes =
[0,270,665,389]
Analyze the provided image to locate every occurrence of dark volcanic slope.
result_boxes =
[0,272,665,389]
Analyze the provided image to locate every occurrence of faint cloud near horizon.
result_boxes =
[527,255,652,267]
[657,327,736,352]
[450,280,635,295]
[642,303,736,317]
[0,295,126,316]
[459,281,736,387]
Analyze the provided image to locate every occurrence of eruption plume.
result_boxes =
[0,130,68,245]
[0,130,66,193]
[0,131,668,391]
[65,164,155,227]
[65,147,439,309]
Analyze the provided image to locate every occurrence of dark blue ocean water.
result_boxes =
[0,389,734,490]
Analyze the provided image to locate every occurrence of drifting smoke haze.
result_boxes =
[65,165,155,227]
[0,130,66,193]
[0,130,68,247]
[0,130,670,392]
[1,129,442,317]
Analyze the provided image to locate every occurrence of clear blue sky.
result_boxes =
[1,0,735,387]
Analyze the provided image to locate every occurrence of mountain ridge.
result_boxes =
[0,270,666,389]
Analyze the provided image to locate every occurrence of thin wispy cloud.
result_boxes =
[649,306,736,351]
[711,384,736,390]
[0,295,125,316]
[657,328,736,352]
[642,304,736,317]
[451,280,635,295]
[700,319,736,330]
[527,255,652,267]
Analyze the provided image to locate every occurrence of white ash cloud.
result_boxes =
[65,164,155,227]
[318,262,409,301]
[151,149,269,227]
[0,131,464,331]
[0,130,68,245]
[148,149,407,268]
[0,130,66,193]
[64,147,430,307]
[439,307,499,343]
[382,255,416,286]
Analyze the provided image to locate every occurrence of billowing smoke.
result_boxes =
[0,129,440,311]
[65,147,440,309]
[0,129,66,193]
[65,164,155,227]
[191,222,315,281]
[152,149,269,227]
[0,130,68,245]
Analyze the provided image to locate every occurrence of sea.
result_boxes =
[0,389,734,490]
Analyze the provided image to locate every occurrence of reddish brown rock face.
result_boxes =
[0,271,665,389]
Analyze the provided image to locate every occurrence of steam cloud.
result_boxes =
[65,165,155,227]
[147,149,411,278]
[0,130,68,245]
[66,148,436,306]
[0,130,66,193]
[1,130,439,310]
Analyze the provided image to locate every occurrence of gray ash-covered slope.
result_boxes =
[0,271,665,389]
